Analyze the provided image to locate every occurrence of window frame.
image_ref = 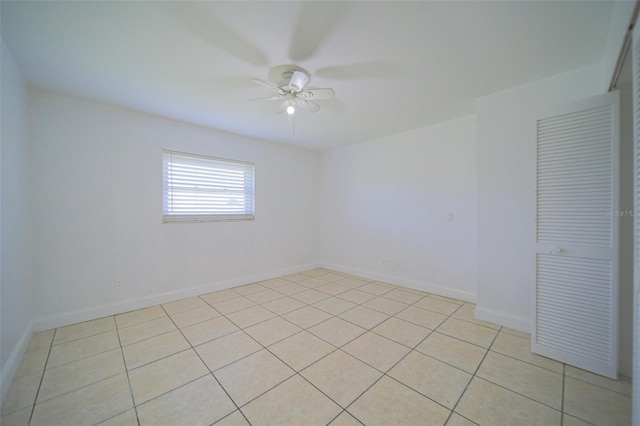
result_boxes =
[162,150,255,223]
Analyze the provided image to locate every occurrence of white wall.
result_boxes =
[28,90,319,329]
[1,39,33,399]
[475,64,605,330]
[318,115,477,301]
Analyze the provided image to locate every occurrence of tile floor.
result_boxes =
[1,268,632,426]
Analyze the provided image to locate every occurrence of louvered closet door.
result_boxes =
[533,91,620,379]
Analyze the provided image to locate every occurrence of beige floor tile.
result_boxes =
[0,407,31,426]
[358,282,394,296]
[395,306,447,329]
[259,277,289,289]
[122,330,190,369]
[428,294,465,305]
[244,289,284,304]
[446,413,477,426]
[452,303,500,330]
[477,351,562,409]
[118,316,177,346]
[200,289,241,304]
[31,374,133,426]
[128,349,208,405]
[216,410,250,426]
[274,282,309,296]
[565,365,632,396]
[456,377,561,426]
[302,268,333,277]
[162,296,207,315]
[1,373,41,415]
[54,316,116,344]
[115,306,166,329]
[261,296,306,315]
[343,332,410,372]
[291,289,331,304]
[308,317,366,347]
[38,348,125,402]
[414,297,460,316]
[501,327,530,339]
[242,375,342,426]
[437,317,497,348]
[299,277,329,287]
[562,414,594,426]
[244,317,302,346]
[214,349,295,407]
[313,297,357,315]
[283,306,332,329]
[97,409,138,426]
[14,347,49,378]
[416,332,486,373]
[314,273,345,283]
[196,331,262,372]
[349,376,450,426]
[389,350,471,409]
[210,296,257,315]
[27,330,55,352]
[382,289,424,304]
[300,350,382,408]
[137,375,235,426]
[564,377,631,426]
[372,317,431,348]
[226,305,276,328]
[47,330,120,368]
[269,331,335,371]
[181,316,239,346]
[338,289,377,304]
[234,283,269,295]
[362,297,407,315]
[329,411,362,426]
[169,305,221,328]
[281,273,308,282]
[339,306,388,329]
[491,331,563,373]
[335,277,369,289]
[316,282,350,296]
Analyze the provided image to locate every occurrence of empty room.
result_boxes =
[1,1,638,425]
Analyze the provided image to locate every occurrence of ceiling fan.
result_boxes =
[250,69,335,115]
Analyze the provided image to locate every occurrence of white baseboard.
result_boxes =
[475,305,530,333]
[1,322,33,406]
[321,262,476,304]
[33,263,318,332]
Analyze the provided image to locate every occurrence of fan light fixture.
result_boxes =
[286,105,295,115]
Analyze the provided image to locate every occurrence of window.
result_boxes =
[162,150,255,222]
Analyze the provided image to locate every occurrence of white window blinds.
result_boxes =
[162,150,255,222]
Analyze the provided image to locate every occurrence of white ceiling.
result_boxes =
[1,1,615,151]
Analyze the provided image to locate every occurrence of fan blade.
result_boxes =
[250,78,278,91]
[165,3,268,67]
[250,95,283,102]
[297,99,321,113]
[316,61,404,80]
[305,88,335,100]
[288,2,346,61]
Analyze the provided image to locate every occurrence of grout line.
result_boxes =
[114,316,141,426]
[159,305,252,426]
[561,363,566,425]
[27,328,57,424]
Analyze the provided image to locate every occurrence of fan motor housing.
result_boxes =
[279,70,309,92]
